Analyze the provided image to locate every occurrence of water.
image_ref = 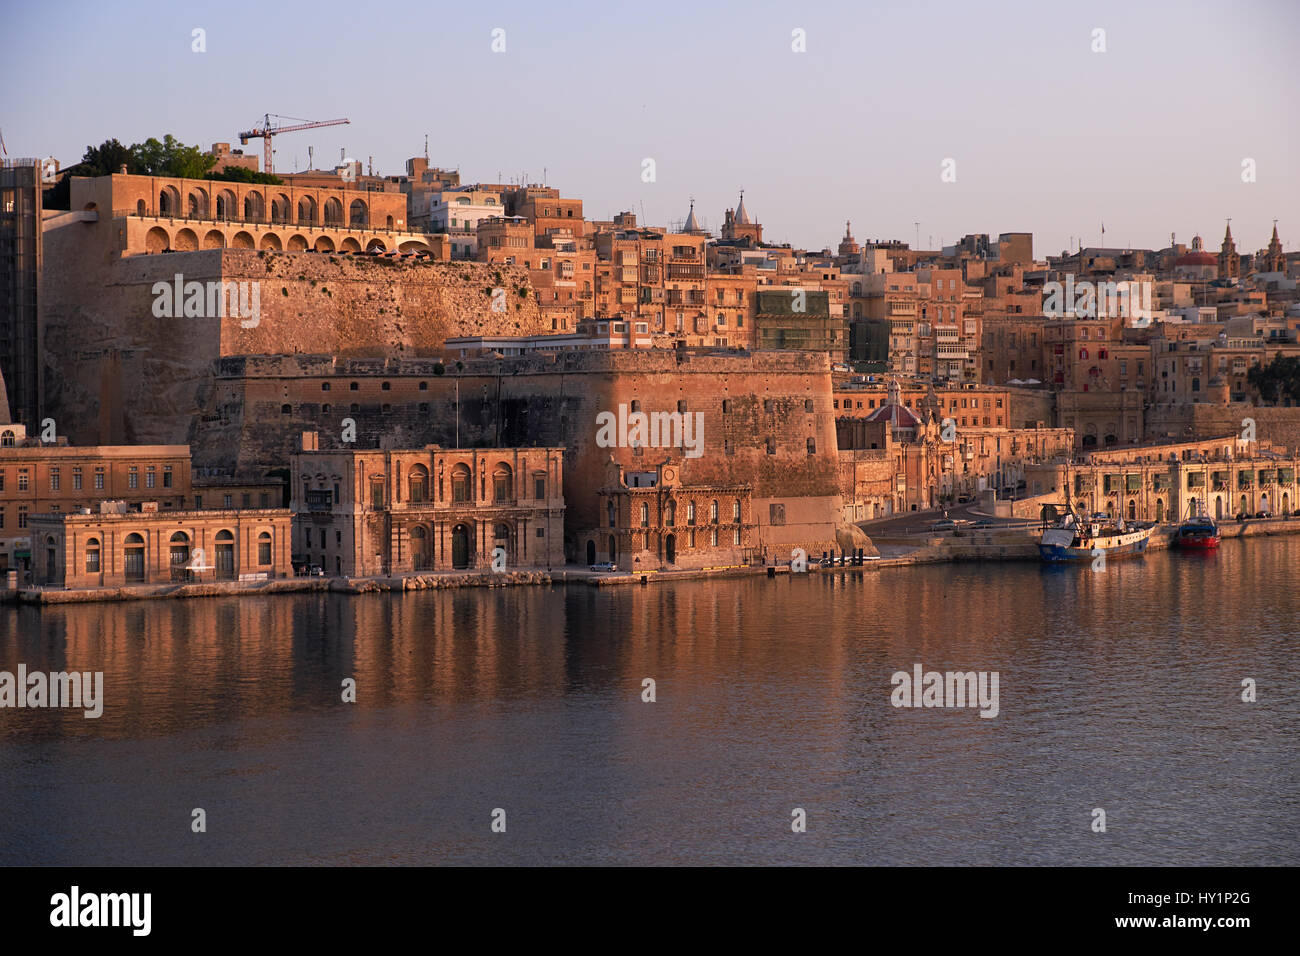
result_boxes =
[2,538,1296,866]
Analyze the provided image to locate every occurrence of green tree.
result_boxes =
[205,166,283,185]
[1247,355,1300,405]
[131,134,216,179]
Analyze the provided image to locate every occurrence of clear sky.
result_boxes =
[2,0,1296,258]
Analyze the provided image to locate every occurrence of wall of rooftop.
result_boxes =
[39,245,545,449]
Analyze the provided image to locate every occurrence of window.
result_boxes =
[146,468,156,489]
[281,404,292,415]
[493,466,512,502]
[710,528,719,547]
[769,503,786,526]
[452,465,471,503]
[807,438,816,455]
[223,494,233,509]
[241,493,251,508]
[85,538,100,573]
[805,399,814,413]
[733,500,741,522]
[687,501,696,525]
[18,471,29,492]
[162,466,172,488]
[50,468,60,492]
[350,382,359,391]
[534,477,546,499]
[709,500,719,523]
[0,431,13,447]
[640,502,649,527]
[322,382,331,391]
[766,437,776,455]
[260,493,270,508]
[18,506,28,529]
[258,533,272,565]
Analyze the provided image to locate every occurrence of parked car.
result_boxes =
[1236,512,1250,521]
[589,562,617,572]
[929,519,958,531]
[1255,510,1271,519]
[973,519,997,529]
[956,494,972,504]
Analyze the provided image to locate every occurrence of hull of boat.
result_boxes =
[1175,534,1220,550]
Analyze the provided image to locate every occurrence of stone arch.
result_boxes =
[145,226,170,253]
[313,235,335,252]
[340,237,362,252]
[187,187,208,218]
[202,229,226,249]
[259,232,282,250]
[271,193,291,224]
[410,524,431,570]
[349,199,368,227]
[408,464,429,503]
[323,197,344,226]
[398,240,425,252]
[243,191,265,221]
[365,238,387,253]
[216,188,237,220]
[231,231,255,249]
[287,234,309,251]
[158,186,180,217]
[136,198,146,216]
[297,196,317,226]
[173,227,198,251]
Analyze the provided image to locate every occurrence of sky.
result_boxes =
[2,0,1297,258]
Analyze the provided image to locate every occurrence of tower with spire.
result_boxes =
[1262,221,1285,273]
[838,220,859,258]
[721,190,763,244]
[681,197,706,236]
[1218,220,1239,279]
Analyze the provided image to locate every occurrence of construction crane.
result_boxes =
[237,114,350,175]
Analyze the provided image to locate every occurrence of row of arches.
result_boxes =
[150,189,384,229]
[46,529,277,585]
[143,225,428,255]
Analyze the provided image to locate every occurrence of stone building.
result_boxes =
[1023,436,1300,523]
[29,506,292,588]
[585,459,756,571]
[290,433,565,576]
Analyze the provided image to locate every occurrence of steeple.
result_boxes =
[1218,218,1239,279]
[734,190,751,225]
[1263,219,1285,272]
[682,197,702,234]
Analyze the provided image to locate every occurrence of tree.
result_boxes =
[1247,355,1300,405]
[131,135,216,179]
[205,166,283,185]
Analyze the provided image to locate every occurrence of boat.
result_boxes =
[1039,505,1153,563]
[1174,499,1220,550]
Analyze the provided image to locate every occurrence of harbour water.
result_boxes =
[2,537,1296,865]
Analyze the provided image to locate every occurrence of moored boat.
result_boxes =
[1039,508,1153,563]
[1174,502,1220,550]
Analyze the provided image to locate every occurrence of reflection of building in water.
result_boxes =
[292,432,565,575]
[28,506,292,588]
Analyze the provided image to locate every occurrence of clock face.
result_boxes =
[664,467,676,482]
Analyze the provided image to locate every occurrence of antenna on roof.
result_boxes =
[424,134,429,161]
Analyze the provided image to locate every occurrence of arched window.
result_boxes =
[687,501,696,525]
[409,464,429,503]
[124,532,146,582]
[451,463,471,503]
[733,499,742,522]
[709,499,719,523]
[85,537,101,574]
[493,464,512,503]
[169,531,190,569]
[0,430,14,447]
[639,502,649,527]
[665,500,676,526]
[258,531,272,565]
[607,500,616,528]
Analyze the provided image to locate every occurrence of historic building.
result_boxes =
[585,459,756,571]
[30,505,292,588]
[291,434,565,576]
[1023,436,1300,523]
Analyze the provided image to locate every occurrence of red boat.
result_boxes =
[1174,514,1220,550]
